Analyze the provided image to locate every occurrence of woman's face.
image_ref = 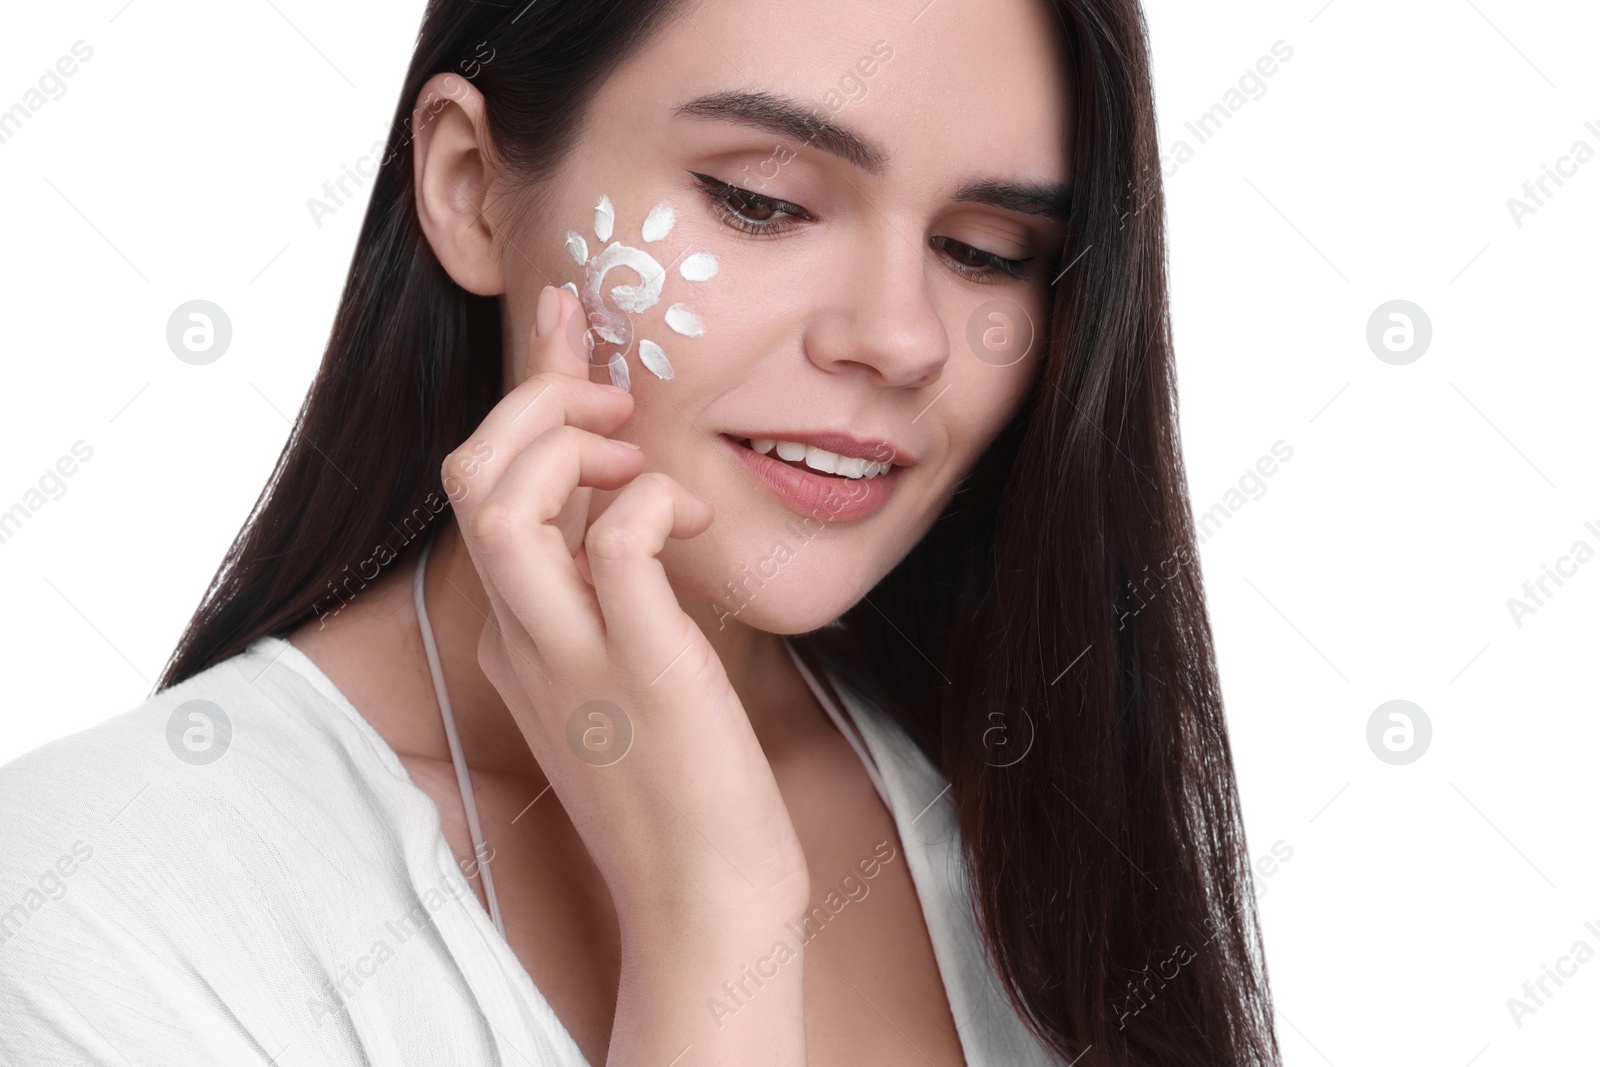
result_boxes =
[499,0,1072,635]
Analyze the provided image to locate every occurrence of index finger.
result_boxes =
[520,284,603,387]
[444,369,632,502]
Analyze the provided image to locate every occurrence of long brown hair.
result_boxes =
[157,1,1279,1063]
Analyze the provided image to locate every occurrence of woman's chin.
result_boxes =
[662,536,878,638]
[686,575,855,638]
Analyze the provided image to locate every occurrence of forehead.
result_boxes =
[585,0,1073,188]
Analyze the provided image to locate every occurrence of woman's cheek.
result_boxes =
[556,192,722,391]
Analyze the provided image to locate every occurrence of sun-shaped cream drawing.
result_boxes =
[562,195,718,390]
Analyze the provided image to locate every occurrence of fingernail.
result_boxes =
[533,285,560,339]
[597,381,629,395]
[613,438,641,449]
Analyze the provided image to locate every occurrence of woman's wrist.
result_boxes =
[606,854,811,942]
[612,885,810,979]
[609,916,809,1067]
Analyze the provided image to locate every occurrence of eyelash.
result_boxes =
[688,171,1032,283]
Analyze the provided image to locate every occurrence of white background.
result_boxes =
[1,1,1595,1063]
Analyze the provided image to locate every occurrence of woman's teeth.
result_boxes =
[740,437,893,479]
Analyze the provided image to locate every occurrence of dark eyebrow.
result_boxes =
[674,89,887,175]
[951,178,1073,223]
[674,89,1073,222]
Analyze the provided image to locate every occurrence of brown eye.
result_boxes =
[727,189,778,222]
[689,171,812,237]
[930,235,1030,283]
[948,243,986,267]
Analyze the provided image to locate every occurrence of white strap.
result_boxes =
[413,540,883,942]
[782,637,891,811]
[414,539,506,938]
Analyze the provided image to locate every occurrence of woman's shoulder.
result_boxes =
[4,631,447,877]
[0,635,411,835]
[0,637,426,918]
[0,637,512,1064]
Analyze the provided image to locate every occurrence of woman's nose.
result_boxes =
[803,233,952,391]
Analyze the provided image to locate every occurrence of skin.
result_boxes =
[288,0,1071,1063]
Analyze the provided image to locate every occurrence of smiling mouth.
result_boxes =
[723,435,896,480]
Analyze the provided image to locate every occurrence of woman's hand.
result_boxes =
[441,286,811,1061]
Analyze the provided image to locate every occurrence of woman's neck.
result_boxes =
[413,517,805,780]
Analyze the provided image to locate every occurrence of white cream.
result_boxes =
[665,304,704,337]
[581,244,664,343]
[679,252,719,281]
[564,231,588,266]
[606,351,631,391]
[641,202,676,243]
[638,340,674,380]
[561,195,715,390]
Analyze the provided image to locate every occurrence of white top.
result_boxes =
[407,533,895,949]
[0,633,1060,1065]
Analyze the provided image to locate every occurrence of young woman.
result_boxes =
[0,0,1279,1064]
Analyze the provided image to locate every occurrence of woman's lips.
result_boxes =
[719,435,902,521]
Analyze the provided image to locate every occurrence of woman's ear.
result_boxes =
[411,73,505,296]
